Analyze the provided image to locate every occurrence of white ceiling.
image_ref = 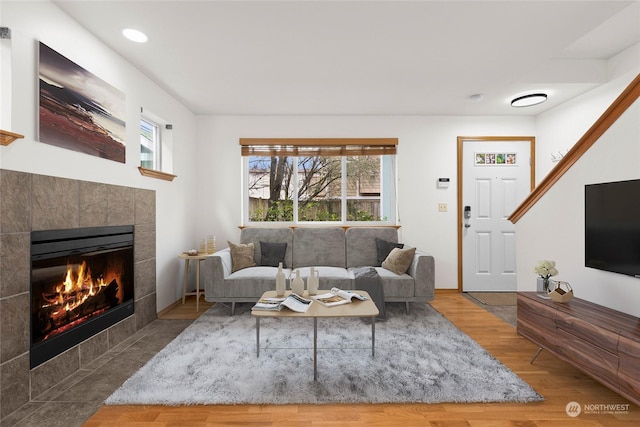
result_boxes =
[52,0,640,116]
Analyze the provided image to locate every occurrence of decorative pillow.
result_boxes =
[381,247,416,275]
[260,241,287,267]
[228,241,256,273]
[375,238,404,266]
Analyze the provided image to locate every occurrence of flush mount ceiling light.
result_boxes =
[122,28,148,43]
[511,93,547,107]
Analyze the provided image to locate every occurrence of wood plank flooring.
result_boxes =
[83,293,639,426]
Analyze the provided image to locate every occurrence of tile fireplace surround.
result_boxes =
[0,169,157,422]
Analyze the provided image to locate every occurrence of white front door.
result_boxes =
[460,138,533,292]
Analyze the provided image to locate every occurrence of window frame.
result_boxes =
[140,116,161,171]
[242,138,397,226]
[138,108,176,181]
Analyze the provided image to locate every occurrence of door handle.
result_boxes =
[464,206,471,228]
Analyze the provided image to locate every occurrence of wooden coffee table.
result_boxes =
[252,290,379,381]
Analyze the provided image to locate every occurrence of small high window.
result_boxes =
[140,117,161,170]
[138,108,176,181]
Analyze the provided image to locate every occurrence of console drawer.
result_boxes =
[556,328,619,390]
[556,312,619,354]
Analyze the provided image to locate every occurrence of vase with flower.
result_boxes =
[534,260,558,295]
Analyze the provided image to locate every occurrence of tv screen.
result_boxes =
[585,179,640,277]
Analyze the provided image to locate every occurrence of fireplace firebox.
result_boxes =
[30,225,134,368]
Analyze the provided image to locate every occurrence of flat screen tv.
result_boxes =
[585,179,640,277]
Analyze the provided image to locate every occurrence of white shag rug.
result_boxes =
[105,302,543,405]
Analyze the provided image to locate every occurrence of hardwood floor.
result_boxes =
[83,293,639,426]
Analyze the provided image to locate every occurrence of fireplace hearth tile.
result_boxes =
[79,181,108,227]
[0,354,29,419]
[0,293,29,363]
[31,175,80,231]
[79,330,109,369]
[135,293,157,330]
[107,328,148,356]
[135,188,156,225]
[0,170,31,233]
[31,367,93,403]
[107,315,136,349]
[14,400,102,427]
[0,232,29,298]
[134,223,155,263]
[135,258,156,299]
[30,347,80,399]
[107,185,135,226]
[126,319,192,354]
[0,400,47,427]
[53,353,145,404]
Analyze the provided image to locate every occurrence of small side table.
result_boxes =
[178,253,212,311]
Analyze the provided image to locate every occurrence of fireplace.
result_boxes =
[30,225,135,368]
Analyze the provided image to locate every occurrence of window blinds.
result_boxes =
[240,138,398,157]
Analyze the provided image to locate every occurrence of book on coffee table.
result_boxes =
[313,287,368,307]
[251,293,313,313]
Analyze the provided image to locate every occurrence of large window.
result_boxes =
[242,138,397,224]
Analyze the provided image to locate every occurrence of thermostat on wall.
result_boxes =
[437,178,450,189]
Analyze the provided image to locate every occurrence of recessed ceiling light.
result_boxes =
[122,28,148,43]
[511,93,547,107]
[469,94,484,102]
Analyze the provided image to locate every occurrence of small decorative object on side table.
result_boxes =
[534,260,558,299]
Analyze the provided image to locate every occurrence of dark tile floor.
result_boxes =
[2,295,517,427]
[2,318,193,427]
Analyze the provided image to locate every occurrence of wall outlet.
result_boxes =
[438,203,448,212]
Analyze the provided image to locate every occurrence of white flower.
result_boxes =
[534,260,558,279]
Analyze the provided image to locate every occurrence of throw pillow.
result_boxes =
[260,241,287,267]
[381,247,416,275]
[228,241,256,273]
[375,238,404,266]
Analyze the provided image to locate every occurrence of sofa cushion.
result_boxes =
[224,266,292,298]
[295,266,354,291]
[382,247,416,275]
[293,227,346,268]
[259,241,287,267]
[346,227,399,268]
[375,238,404,266]
[228,241,256,273]
[241,227,294,268]
[374,267,415,298]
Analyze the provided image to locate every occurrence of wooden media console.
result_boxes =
[517,292,640,406]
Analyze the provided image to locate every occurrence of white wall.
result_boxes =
[4,2,638,313]
[534,43,640,183]
[516,75,640,317]
[197,115,535,290]
[0,0,199,311]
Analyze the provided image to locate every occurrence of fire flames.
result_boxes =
[43,260,115,315]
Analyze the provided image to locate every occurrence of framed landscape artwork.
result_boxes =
[38,42,126,163]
